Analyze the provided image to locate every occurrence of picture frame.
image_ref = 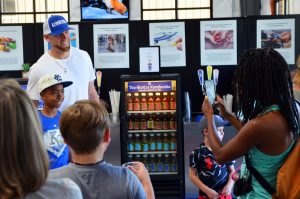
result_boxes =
[80,0,129,21]
[139,46,160,73]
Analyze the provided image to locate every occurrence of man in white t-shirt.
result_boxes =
[27,15,99,111]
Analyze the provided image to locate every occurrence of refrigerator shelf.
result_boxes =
[149,172,178,175]
[127,129,177,133]
[128,151,177,155]
[127,110,176,114]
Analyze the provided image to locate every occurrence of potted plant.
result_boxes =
[21,63,31,79]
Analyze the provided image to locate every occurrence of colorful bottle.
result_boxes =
[127,93,133,111]
[162,133,170,151]
[170,154,177,172]
[170,133,177,151]
[140,113,147,130]
[156,133,162,151]
[156,154,164,172]
[143,154,150,171]
[134,133,141,151]
[147,113,154,130]
[133,93,140,111]
[163,154,170,172]
[141,133,149,152]
[133,113,140,130]
[154,113,162,130]
[149,133,156,151]
[154,92,162,110]
[127,114,134,130]
[162,92,170,110]
[162,113,169,130]
[147,93,155,110]
[127,134,134,152]
[149,154,156,172]
[169,92,176,110]
[169,113,176,130]
[140,93,148,111]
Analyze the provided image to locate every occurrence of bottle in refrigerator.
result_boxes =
[162,113,169,130]
[127,93,133,111]
[140,93,147,111]
[162,92,170,110]
[156,133,162,151]
[128,134,134,152]
[156,154,164,172]
[162,133,170,151]
[147,113,154,130]
[163,154,171,172]
[155,92,162,110]
[127,114,134,130]
[133,93,140,111]
[170,154,178,172]
[128,154,133,162]
[140,113,147,130]
[169,92,176,110]
[134,133,141,151]
[154,113,162,130]
[170,133,177,151]
[149,133,156,151]
[135,154,141,162]
[147,93,154,110]
[169,113,176,130]
[141,133,149,152]
[149,154,156,172]
[133,114,140,130]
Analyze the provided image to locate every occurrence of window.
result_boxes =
[141,0,212,20]
[0,0,69,24]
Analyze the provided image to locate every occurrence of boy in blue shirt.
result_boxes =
[189,115,235,199]
[38,74,73,169]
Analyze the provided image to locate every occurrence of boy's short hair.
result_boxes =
[60,100,110,154]
[198,115,229,133]
[38,74,73,93]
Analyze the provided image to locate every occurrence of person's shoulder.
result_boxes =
[25,178,82,199]
[49,165,71,178]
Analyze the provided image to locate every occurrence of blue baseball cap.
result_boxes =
[197,114,230,133]
[43,15,73,36]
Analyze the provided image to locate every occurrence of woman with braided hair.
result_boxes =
[201,48,299,198]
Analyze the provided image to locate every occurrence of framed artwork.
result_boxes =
[139,46,160,73]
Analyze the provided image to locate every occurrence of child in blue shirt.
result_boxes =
[38,74,73,169]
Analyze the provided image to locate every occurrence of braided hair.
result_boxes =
[233,48,299,137]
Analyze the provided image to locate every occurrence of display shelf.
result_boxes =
[128,151,177,155]
[149,172,178,175]
[127,129,177,133]
[127,110,176,114]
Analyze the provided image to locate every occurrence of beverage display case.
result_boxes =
[120,74,184,198]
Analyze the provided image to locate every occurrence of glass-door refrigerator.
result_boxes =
[120,74,184,198]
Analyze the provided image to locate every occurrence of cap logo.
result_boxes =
[51,19,67,28]
[54,74,62,82]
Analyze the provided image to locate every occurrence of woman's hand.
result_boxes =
[202,96,214,119]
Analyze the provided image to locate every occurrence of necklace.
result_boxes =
[49,51,70,74]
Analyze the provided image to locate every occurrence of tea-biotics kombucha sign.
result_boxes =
[128,81,172,92]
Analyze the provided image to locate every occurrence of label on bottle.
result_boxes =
[156,142,162,151]
[140,121,147,130]
[157,162,163,172]
[128,121,133,130]
[149,162,156,172]
[128,102,133,111]
[171,163,177,172]
[163,142,169,151]
[164,163,170,172]
[134,143,141,151]
[142,143,149,152]
[150,142,156,151]
[170,142,177,151]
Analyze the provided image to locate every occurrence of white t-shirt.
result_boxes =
[24,178,83,199]
[27,47,96,111]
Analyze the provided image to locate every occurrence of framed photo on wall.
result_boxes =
[139,46,160,73]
